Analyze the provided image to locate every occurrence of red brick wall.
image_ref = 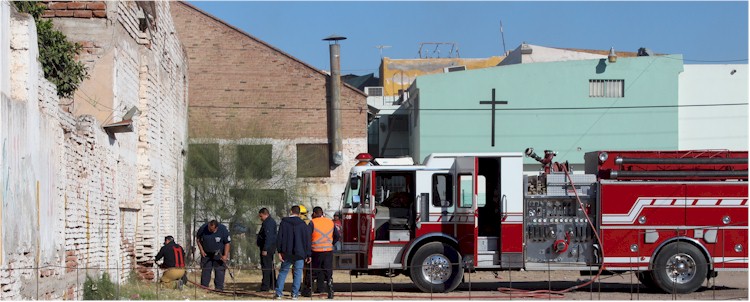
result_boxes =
[40,1,107,18]
[170,2,367,140]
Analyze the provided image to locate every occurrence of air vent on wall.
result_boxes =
[443,66,467,73]
[364,86,384,96]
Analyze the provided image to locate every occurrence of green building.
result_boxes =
[403,54,685,168]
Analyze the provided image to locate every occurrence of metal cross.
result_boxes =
[479,88,508,147]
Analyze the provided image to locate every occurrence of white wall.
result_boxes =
[679,64,748,150]
[499,44,605,66]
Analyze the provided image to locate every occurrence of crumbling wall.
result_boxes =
[0,1,187,299]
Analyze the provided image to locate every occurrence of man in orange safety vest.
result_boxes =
[310,206,340,299]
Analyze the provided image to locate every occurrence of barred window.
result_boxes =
[188,144,220,178]
[297,144,330,177]
[589,79,624,98]
[237,145,272,179]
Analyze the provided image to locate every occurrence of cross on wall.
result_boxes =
[479,88,509,147]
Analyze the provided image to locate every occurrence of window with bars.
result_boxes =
[589,79,624,98]
[297,144,330,177]
[237,145,273,179]
[188,144,221,178]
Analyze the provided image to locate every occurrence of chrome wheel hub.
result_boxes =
[421,254,451,284]
[665,253,696,284]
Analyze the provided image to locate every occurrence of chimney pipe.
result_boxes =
[324,34,346,166]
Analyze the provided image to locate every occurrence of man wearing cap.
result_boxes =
[311,207,339,299]
[155,236,187,288]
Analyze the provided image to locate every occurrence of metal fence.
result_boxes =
[0,258,746,300]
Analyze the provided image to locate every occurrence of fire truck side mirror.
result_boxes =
[350,176,359,190]
[352,195,360,208]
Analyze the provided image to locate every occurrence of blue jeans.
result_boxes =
[275,258,304,297]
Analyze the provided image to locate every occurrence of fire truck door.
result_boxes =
[357,171,375,267]
[453,156,478,265]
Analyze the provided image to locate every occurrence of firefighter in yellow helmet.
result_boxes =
[299,205,311,225]
[298,204,313,297]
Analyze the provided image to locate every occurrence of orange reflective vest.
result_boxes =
[311,217,334,252]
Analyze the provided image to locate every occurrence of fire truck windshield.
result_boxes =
[343,175,361,208]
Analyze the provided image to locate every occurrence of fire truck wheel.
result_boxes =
[652,242,708,294]
[636,271,658,290]
[409,242,463,293]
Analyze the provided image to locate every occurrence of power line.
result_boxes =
[189,102,747,111]
[648,55,748,63]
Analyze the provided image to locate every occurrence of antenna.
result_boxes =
[500,20,507,55]
[375,45,391,58]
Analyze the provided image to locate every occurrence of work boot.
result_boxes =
[327,281,334,299]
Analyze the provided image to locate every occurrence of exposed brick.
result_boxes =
[66,2,86,10]
[86,2,106,10]
[42,10,56,18]
[55,10,74,17]
[78,41,94,48]
[73,10,92,18]
[92,10,106,18]
[47,2,68,10]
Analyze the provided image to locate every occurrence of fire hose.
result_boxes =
[181,167,604,299]
[496,165,605,299]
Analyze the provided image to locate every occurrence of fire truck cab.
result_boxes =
[335,150,748,294]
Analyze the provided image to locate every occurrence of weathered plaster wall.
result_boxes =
[0,1,188,299]
[380,56,504,97]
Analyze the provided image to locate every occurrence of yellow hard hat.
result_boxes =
[298,205,308,214]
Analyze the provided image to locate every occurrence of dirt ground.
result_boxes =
[179,268,748,300]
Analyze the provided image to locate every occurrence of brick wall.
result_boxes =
[0,1,188,299]
[40,1,107,19]
[170,2,366,140]
[170,2,368,215]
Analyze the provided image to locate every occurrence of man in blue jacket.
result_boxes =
[274,205,312,300]
[256,207,277,292]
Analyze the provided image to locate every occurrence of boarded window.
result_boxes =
[589,79,624,98]
[297,144,330,177]
[237,145,272,179]
[188,144,220,178]
[230,189,286,207]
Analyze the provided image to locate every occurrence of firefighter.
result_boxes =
[196,220,231,291]
[155,236,186,289]
[311,207,339,299]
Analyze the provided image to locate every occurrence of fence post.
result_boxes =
[389,263,393,300]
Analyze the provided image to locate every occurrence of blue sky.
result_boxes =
[189,1,749,76]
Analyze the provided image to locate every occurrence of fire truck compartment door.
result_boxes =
[453,156,478,265]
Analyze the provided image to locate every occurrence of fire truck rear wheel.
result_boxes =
[409,242,463,293]
[652,242,708,294]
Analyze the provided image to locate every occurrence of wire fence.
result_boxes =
[0,255,746,300]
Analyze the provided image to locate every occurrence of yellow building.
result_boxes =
[379,56,504,96]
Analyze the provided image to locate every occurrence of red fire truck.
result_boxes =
[335,149,748,294]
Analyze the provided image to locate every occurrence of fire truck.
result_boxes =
[335,148,748,294]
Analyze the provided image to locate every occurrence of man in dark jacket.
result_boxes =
[155,236,186,288]
[196,220,231,290]
[256,207,277,292]
[274,205,312,300]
